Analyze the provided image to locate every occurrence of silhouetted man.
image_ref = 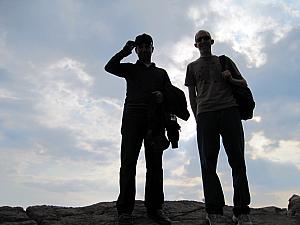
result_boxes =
[185,30,252,225]
[105,33,172,225]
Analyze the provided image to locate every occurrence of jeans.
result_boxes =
[196,107,250,216]
[116,107,164,214]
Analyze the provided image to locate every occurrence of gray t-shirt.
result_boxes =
[185,55,238,115]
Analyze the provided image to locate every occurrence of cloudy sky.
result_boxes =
[0,0,299,209]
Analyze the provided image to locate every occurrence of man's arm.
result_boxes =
[222,70,248,87]
[185,64,197,120]
[104,41,135,76]
[222,57,248,87]
[187,86,197,120]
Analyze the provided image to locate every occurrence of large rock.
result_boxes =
[0,198,300,225]
[26,202,117,225]
[288,194,300,217]
[0,206,37,225]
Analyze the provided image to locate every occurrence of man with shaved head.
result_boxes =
[185,30,252,225]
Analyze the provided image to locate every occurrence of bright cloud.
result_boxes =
[32,58,123,154]
[165,176,201,188]
[170,37,197,67]
[0,89,19,100]
[252,116,262,123]
[248,131,300,169]
[49,58,94,86]
[0,147,119,206]
[187,0,298,67]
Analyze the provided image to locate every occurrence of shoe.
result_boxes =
[147,209,172,225]
[206,214,226,225]
[232,214,253,225]
[118,213,133,225]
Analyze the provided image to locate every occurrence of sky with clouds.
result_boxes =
[0,0,299,209]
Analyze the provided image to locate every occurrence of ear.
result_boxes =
[152,46,154,52]
[211,39,215,45]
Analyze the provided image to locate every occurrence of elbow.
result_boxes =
[104,64,109,72]
[104,63,112,73]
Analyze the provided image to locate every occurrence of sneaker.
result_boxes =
[118,213,133,225]
[206,214,226,225]
[147,209,172,225]
[232,214,253,225]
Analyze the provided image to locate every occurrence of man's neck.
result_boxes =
[140,59,152,67]
[200,55,212,58]
[200,48,212,57]
[200,52,212,58]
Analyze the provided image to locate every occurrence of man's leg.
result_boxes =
[220,107,251,216]
[116,113,145,215]
[197,111,225,215]
[144,147,164,210]
[144,146,172,225]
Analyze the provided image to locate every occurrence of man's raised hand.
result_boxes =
[122,40,136,56]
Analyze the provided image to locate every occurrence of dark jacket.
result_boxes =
[146,84,189,150]
[145,95,181,150]
[163,83,190,121]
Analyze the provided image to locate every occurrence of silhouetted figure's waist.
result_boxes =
[123,102,149,114]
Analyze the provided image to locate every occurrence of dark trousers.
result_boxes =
[196,107,250,216]
[116,108,164,214]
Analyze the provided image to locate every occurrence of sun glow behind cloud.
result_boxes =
[187,0,297,68]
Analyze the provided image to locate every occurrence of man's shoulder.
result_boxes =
[188,58,201,66]
[153,65,168,74]
[218,54,233,62]
[154,65,164,70]
[187,58,206,71]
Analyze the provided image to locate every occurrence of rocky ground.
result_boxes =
[0,200,299,225]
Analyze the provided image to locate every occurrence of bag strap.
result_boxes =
[219,55,242,80]
[219,55,227,72]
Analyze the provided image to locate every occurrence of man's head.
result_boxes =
[134,33,154,63]
[194,30,214,56]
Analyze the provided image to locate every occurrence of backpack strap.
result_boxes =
[219,55,227,72]
[219,55,242,80]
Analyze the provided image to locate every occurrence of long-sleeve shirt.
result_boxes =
[105,49,171,108]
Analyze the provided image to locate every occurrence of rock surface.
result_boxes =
[1,200,300,225]
[288,194,300,217]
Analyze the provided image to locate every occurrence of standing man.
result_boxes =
[105,33,172,225]
[185,30,252,225]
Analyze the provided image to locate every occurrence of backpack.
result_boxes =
[219,55,255,120]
